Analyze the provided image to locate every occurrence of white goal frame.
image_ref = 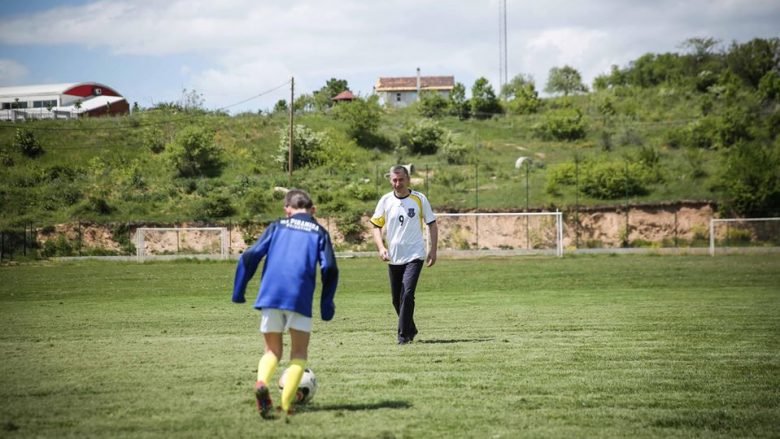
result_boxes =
[435,211,564,257]
[709,217,780,256]
[135,227,229,262]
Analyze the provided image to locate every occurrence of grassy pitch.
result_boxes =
[1,254,778,438]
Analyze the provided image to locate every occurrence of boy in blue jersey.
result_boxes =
[232,189,338,419]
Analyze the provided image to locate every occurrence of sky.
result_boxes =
[1,0,778,113]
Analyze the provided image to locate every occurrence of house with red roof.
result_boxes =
[374,68,454,108]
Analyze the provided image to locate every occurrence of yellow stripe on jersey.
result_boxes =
[409,194,424,230]
[370,215,385,228]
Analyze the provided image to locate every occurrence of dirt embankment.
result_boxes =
[36,201,736,255]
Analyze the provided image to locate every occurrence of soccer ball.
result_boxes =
[278,368,317,404]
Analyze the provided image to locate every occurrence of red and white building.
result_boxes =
[0,82,129,121]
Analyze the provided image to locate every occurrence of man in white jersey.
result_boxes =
[371,165,438,344]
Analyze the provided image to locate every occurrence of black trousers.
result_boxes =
[388,259,423,342]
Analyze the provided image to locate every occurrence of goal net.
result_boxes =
[135,227,229,262]
[435,212,564,257]
[709,217,780,256]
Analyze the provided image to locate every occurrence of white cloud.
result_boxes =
[0,59,29,85]
[1,0,778,111]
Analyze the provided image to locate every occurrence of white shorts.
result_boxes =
[260,308,312,333]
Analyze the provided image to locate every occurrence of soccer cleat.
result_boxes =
[255,381,274,419]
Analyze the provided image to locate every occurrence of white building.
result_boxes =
[374,69,454,108]
[0,82,129,121]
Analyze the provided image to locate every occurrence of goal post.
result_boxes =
[435,211,564,257]
[709,217,780,256]
[135,227,229,262]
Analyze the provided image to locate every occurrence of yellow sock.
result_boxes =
[257,352,278,385]
[281,359,306,412]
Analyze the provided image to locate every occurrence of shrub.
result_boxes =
[194,194,236,220]
[441,142,471,165]
[142,127,166,154]
[719,141,780,216]
[244,188,274,216]
[533,108,586,141]
[331,96,382,146]
[14,129,44,158]
[276,124,329,170]
[716,106,752,147]
[400,119,449,155]
[416,91,448,118]
[167,126,223,177]
[580,161,651,199]
[74,194,113,217]
[545,162,577,195]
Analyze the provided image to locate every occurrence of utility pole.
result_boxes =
[288,77,294,186]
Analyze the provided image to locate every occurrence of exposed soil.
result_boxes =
[36,201,739,255]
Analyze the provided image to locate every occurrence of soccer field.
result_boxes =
[1,254,778,438]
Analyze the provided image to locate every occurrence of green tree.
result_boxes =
[502,74,541,114]
[720,141,780,216]
[447,82,470,119]
[331,95,382,146]
[314,78,349,110]
[470,77,501,119]
[725,37,780,88]
[167,126,223,178]
[273,99,288,113]
[545,65,588,96]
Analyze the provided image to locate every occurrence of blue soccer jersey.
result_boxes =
[232,213,338,320]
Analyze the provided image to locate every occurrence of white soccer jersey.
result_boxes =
[371,190,436,265]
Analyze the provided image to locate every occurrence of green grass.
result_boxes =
[1,254,779,438]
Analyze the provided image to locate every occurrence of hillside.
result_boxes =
[1,38,779,251]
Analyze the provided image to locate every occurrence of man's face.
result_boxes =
[390,171,409,193]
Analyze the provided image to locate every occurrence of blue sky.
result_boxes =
[1,0,778,113]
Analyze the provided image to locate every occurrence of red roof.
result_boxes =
[375,76,454,91]
[332,90,356,101]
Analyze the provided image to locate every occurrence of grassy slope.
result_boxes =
[0,254,778,437]
[0,85,751,228]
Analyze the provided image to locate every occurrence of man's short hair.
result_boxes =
[390,165,409,177]
[285,189,314,209]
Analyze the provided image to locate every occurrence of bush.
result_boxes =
[167,126,223,177]
[194,194,236,220]
[244,188,274,217]
[416,91,448,118]
[400,119,449,155]
[74,194,114,217]
[719,141,780,216]
[14,129,44,158]
[545,162,577,195]
[441,142,471,165]
[533,108,586,141]
[142,127,166,154]
[580,160,651,199]
[276,124,329,170]
[331,96,382,146]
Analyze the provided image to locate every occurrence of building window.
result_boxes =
[396,93,401,102]
[33,100,56,108]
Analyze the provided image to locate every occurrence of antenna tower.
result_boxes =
[499,0,508,97]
